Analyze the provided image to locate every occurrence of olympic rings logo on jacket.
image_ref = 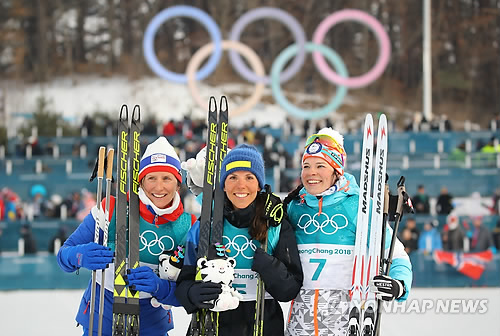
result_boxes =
[297,213,349,235]
[139,230,175,256]
[222,234,257,260]
[143,6,391,120]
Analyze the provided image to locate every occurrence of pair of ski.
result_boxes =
[112,104,142,336]
[348,114,388,336]
[188,96,229,336]
[349,114,412,336]
[89,105,142,336]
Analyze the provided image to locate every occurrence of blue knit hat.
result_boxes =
[219,144,265,189]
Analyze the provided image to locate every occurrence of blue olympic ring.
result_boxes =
[143,5,222,83]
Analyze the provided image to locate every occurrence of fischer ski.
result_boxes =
[188,96,229,336]
[112,105,142,336]
[349,114,388,336]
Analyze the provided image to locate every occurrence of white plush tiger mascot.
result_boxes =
[197,243,243,312]
[151,245,185,310]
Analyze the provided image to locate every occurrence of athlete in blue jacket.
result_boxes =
[176,144,303,336]
[58,137,197,336]
[284,128,413,336]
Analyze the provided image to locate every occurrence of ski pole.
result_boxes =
[89,146,106,336]
[254,229,268,336]
[97,148,114,336]
[374,175,390,336]
[374,176,414,336]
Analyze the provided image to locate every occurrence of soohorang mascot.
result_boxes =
[151,245,185,310]
[197,243,243,312]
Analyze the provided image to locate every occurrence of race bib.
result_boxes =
[232,269,271,301]
[298,243,354,290]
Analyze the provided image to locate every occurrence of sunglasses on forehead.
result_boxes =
[305,134,345,153]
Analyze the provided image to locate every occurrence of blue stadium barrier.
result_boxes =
[0,255,91,290]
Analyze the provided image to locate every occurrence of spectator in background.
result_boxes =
[401,228,418,254]
[449,141,466,165]
[48,226,68,254]
[142,117,158,135]
[162,119,176,137]
[468,216,495,252]
[45,194,63,218]
[436,186,454,215]
[20,224,37,254]
[0,188,23,221]
[82,115,94,135]
[418,220,442,254]
[441,214,465,251]
[491,188,500,215]
[440,114,453,131]
[480,137,500,167]
[413,185,430,214]
[402,218,420,252]
[64,191,85,218]
[491,114,500,131]
[30,184,48,218]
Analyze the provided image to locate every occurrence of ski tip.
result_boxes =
[132,105,141,122]
[119,105,128,120]
[209,96,217,112]
[219,96,228,112]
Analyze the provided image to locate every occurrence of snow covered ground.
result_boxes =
[1,288,499,335]
[3,76,305,133]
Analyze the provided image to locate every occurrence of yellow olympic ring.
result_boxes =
[186,40,265,117]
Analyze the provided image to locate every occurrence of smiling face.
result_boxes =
[223,170,261,210]
[141,171,180,209]
[301,157,337,196]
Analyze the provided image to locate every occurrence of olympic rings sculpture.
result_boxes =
[271,43,348,120]
[187,41,265,117]
[143,6,391,120]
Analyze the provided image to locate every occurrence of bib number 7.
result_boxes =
[310,258,326,281]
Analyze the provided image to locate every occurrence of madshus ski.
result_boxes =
[348,115,414,335]
[349,114,387,336]
[112,105,142,336]
[188,96,229,336]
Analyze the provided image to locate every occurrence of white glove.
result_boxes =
[181,146,206,189]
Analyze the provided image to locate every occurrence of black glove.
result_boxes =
[187,281,222,309]
[251,247,274,274]
[261,184,284,227]
[369,275,406,301]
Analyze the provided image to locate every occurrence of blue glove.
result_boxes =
[68,242,114,270]
[125,266,168,297]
